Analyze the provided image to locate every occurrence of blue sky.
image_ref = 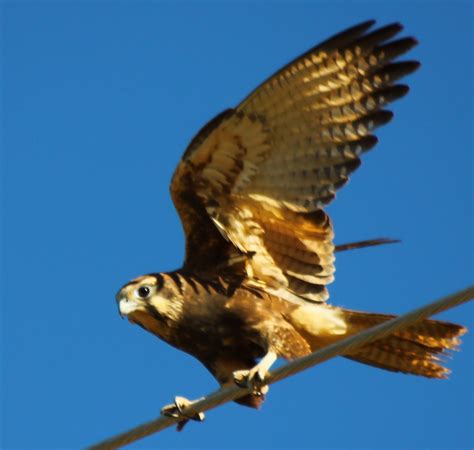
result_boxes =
[2,2,472,449]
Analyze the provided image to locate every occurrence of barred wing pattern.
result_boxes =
[170,20,419,305]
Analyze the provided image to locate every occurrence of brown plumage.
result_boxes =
[116,21,467,411]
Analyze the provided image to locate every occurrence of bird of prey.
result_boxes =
[116,20,466,417]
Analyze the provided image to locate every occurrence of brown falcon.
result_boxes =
[116,21,466,414]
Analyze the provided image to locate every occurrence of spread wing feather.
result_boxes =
[170,20,419,305]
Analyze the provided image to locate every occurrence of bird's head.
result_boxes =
[115,273,183,326]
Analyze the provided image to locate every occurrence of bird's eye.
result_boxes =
[136,286,151,299]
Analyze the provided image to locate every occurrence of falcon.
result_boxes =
[116,21,466,417]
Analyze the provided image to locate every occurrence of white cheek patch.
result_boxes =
[291,304,347,336]
[149,295,183,322]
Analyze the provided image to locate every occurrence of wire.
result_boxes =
[88,285,473,449]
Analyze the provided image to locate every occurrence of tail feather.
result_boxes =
[345,335,450,378]
[340,309,466,378]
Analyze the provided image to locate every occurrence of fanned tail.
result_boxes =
[340,310,467,378]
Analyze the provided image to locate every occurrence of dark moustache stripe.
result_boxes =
[145,305,167,324]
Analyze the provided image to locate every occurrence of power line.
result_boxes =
[88,285,473,449]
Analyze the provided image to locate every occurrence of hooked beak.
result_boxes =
[116,291,140,319]
[115,291,125,319]
[118,298,141,318]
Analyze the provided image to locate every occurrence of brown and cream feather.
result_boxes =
[117,20,467,410]
[171,21,418,304]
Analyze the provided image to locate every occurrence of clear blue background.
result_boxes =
[2,2,472,449]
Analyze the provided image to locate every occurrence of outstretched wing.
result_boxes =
[170,20,419,304]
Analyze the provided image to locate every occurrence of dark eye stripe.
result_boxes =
[150,273,164,291]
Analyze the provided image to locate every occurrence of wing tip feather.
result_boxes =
[315,19,377,51]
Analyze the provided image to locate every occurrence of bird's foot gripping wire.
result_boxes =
[233,351,277,396]
[160,396,205,432]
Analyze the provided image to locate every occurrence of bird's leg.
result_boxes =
[233,350,277,395]
[160,396,205,432]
